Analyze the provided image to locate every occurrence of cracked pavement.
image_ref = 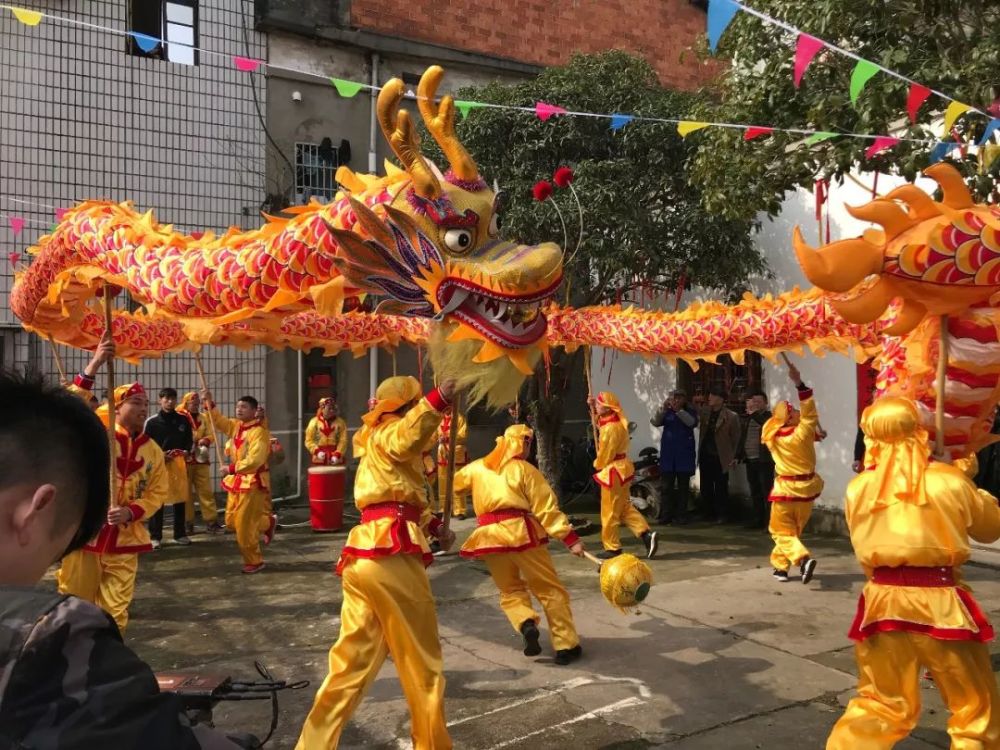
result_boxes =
[59,508,1000,749]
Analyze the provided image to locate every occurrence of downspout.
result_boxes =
[368,51,380,397]
[273,350,304,504]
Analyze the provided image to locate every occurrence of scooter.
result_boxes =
[630,445,662,521]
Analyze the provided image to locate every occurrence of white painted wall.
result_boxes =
[596,170,936,513]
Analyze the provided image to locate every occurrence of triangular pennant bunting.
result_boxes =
[610,114,634,131]
[233,56,261,72]
[330,78,364,98]
[793,35,825,88]
[907,84,932,124]
[805,131,838,145]
[130,32,160,52]
[677,121,711,137]
[978,119,1000,147]
[707,0,740,52]
[849,60,880,104]
[454,100,481,119]
[865,136,900,159]
[743,126,774,141]
[9,217,25,235]
[7,252,21,265]
[55,207,68,221]
[11,7,43,26]
[535,101,567,122]
[928,141,955,165]
[943,101,972,136]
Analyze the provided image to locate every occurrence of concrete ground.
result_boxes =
[65,506,1000,749]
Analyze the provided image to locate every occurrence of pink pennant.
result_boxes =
[7,252,21,265]
[865,136,900,159]
[191,231,205,240]
[535,101,567,122]
[744,126,774,141]
[794,35,825,88]
[9,217,25,235]
[233,56,261,72]
[55,207,68,221]
[906,84,932,123]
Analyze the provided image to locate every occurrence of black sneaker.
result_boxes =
[596,549,623,560]
[554,644,583,666]
[642,531,659,559]
[520,620,541,656]
[800,558,817,584]
[772,569,789,582]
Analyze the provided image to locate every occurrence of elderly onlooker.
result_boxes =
[651,390,698,525]
[739,391,775,529]
[698,387,741,523]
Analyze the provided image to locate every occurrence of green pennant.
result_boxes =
[805,131,839,145]
[454,100,481,119]
[330,78,364,98]
[849,60,880,104]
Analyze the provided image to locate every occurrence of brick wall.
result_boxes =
[349,0,717,90]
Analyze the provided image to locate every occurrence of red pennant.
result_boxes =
[55,207,68,221]
[794,35,825,88]
[8,252,21,265]
[744,126,774,141]
[9,217,25,235]
[907,84,932,123]
[865,137,900,159]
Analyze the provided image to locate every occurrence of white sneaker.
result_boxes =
[174,536,192,546]
[151,539,161,550]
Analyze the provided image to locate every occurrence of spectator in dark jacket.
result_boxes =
[738,391,775,529]
[0,371,246,749]
[651,390,698,524]
[698,388,742,523]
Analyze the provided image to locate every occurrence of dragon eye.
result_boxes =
[444,228,475,254]
[488,213,502,237]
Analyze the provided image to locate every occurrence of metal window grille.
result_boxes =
[294,141,337,204]
[1,0,270,488]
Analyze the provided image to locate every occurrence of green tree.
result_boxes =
[689,0,1000,222]
[429,51,764,485]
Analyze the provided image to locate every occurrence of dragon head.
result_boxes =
[326,66,563,407]
[793,163,1000,336]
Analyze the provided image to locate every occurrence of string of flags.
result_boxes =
[0,2,991,183]
[707,0,997,140]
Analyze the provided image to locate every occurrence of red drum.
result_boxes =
[308,465,345,532]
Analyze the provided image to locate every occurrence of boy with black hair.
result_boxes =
[0,370,246,748]
[200,391,274,574]
[144,386,194,547]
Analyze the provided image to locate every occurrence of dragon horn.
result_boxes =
[884,184,939,222]
[845,199,914,241]
[792,226,882,293]
[377,79,442,199]
[417,66,480,182]
[924,163,973,209]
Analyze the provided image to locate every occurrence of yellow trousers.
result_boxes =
[827,631,1000,750]
[56,549,139,633]
[435,475,468,516]
[297,554,451,750]
[225,487,270,565]
[769,501,812,570]
[186,464,218,524]
[600,483,649,551]
[482,546,579,651]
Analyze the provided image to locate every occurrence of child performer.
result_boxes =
[305,396,348,465]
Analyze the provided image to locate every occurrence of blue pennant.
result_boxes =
[707,0,740,53]
[131,32,161,53]
[978,118,1000,147]
[928,141,955,165]
[610,114,634,131]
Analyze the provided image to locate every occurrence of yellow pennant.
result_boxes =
[677,121,711,137]
[11,6,43,25]
[942,101,972,135]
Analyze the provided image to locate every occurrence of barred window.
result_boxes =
[294,141,338,204]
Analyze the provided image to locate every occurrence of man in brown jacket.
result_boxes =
[698,387,742,523]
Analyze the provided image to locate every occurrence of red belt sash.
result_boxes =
[778,472,815,481]
[871,566,955,587]
[477,508,530,526]
[360,502,422,524]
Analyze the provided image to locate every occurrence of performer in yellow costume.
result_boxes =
[57,382,168,633]
[761,362,823,584]
[177,391,223,534]
[201,391,275,574]
[590,391,657,560]
[436,407,470,518]
[827,397,1000,749]
[455,424,585,665]
[305,396,348,465]
[297,376,456,750]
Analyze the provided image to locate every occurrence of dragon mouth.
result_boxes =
[437,276,561,349]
